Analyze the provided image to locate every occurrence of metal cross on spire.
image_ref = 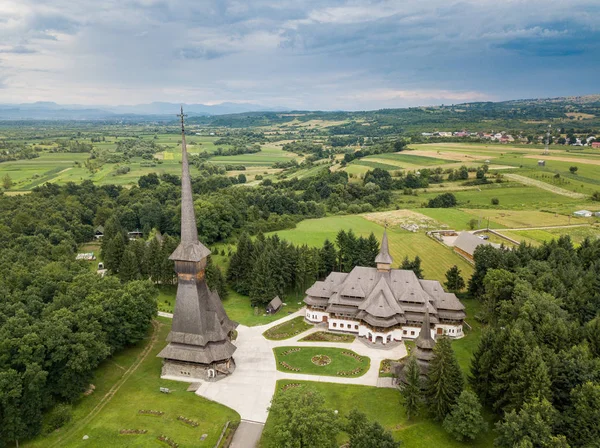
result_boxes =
[177,105,187,133]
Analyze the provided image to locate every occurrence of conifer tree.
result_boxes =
[564,382,600,447]
[366,232,380,265]
[320,239,337,277]
[400,256,424,279]
[227,232,254,295]
[250,249,278,306]
[144,237,162,283]
[444,265,465,292]
[401,354,422,419]
[119,248,140,281]
[103,233,126,273]
[425,337,464,420]
[159,234,178,285]
[206,257,228,299]
[470,328,505,407]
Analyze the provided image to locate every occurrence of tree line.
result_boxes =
[227,230,380,306]
[0,185,157,446]
[468,237,600,447]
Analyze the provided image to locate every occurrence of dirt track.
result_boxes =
[504,173,587,199]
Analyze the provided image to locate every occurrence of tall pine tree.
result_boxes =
[320,239,337,277]
[401,354,422,419]
[425,337,464,420]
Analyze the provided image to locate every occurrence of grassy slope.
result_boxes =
[273,347,369,377]
[25,318,239,448]
[269,215,473,283]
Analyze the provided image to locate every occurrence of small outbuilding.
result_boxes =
[266,296,283,314]
[538,160,546,166]
[574,210,593,218]
[453,231,500,263]
[94,225,104,240]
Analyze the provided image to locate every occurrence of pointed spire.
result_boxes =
[375,227,393,266]
[416,306,435,349]
[169,107,211,262]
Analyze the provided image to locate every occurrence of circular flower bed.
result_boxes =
[311,355,332,366]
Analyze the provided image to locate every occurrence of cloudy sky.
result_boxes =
[0,0,599,110]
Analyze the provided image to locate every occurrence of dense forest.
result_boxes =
[0,183,158,446]
[468,238,600,447]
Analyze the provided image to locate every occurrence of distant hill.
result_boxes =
[0,95,599,124]
[0,101,288,120]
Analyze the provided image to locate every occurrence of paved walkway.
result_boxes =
[195,310,406,424]
[230,420,265,448]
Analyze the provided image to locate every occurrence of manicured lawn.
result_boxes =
[299,331,355,343]
[261,380,496,447]
[270,215,473,283]
[25,318,239,448]
[263,316,312,340]
[223,289,305,327]
[273,347,369,377]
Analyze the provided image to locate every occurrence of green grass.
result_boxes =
[269,215,473,283]
[273,347,369,377]
[460,208,589,228]
[353,160,403,171]
[263,316,313,340]
[416,208,503,230]
[375,152,454,165]
[156,286,305,327]
[299,331,355,343]
[452,297,485,377]
[261,380,496,447]
[502,225,600,246]
[25,318,239,448]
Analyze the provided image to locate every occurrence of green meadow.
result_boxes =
[269,214,474,283]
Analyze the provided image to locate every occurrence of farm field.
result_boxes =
[273,347,370,377]
[460,209,593,228]
[501,225,600,246]
[260,380,495,447]
[24,318,239,448]
[269,214,474,283]
[401,184,589,212]
[0,137,303,190]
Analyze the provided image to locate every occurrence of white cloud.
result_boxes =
[0,0,598,108]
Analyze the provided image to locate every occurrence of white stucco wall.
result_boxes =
[305,309,328,323]
[305,311,464,341]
